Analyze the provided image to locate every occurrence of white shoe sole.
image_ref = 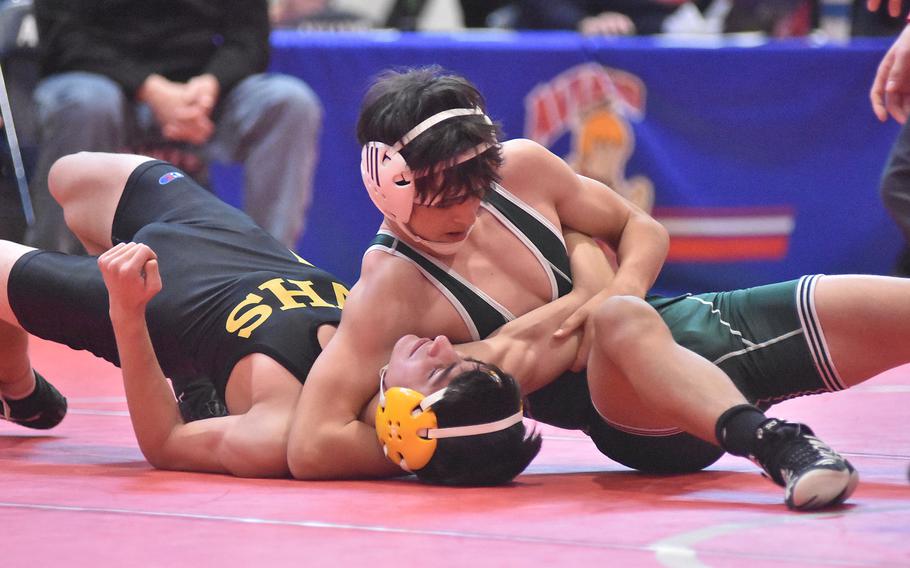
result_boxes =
[786,466,859,511]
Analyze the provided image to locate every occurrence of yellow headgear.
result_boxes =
[375,366,524,472]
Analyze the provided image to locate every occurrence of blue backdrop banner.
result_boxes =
[214,31,899,295]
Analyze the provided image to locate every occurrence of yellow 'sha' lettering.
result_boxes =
[260,278,334,309]
[226,293,272,338]
[290,251,314,266]
[332,282,349,309]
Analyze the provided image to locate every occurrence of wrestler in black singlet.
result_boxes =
[8,161,346,417]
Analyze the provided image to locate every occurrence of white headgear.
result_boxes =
[360,107,494,224]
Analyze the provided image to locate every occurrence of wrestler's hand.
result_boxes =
[554,234,615,371]
[867,0,903,17]
[872,24,910,123]
[554,291,605,372]
[98,242,163,315]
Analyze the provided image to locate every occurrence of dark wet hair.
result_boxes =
[414,364,542,486]
[356,65,504,206]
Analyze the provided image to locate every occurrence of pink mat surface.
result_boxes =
[2,337,908,567]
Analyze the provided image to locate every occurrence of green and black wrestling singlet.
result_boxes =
[367,182,573,340]
[365,180,845,473]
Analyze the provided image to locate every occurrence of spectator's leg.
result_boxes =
[0,138,27,242]
[207,74,322,249]
[880,120,910,276]
[27,72,128,253]
[459,0,511,27]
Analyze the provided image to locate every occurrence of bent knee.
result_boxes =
[47,153,84,205]
[592,296,663,352]
[37,75,125,129]
[259,76,323,123]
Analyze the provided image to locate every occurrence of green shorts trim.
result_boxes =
[652,274,845,406]
[526,275,845,473]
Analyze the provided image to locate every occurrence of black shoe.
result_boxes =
[0,372,67,430]
[750,419,859,511]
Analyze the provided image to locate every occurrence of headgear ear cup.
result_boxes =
[375,379,525,474]
[360,142,417,223]
[375,387,439,471]
[360,107,494,225]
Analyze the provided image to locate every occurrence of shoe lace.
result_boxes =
[753,422,840,485]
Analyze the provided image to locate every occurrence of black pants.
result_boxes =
[880,120,910,275]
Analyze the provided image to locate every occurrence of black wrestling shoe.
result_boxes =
[750,419,859,511]
[0,372,67,430]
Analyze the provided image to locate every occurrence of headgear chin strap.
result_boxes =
[360,107,494,225]
[374,365,524,472]
[388,219,477,257]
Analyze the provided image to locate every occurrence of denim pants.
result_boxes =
[28,71,322,251]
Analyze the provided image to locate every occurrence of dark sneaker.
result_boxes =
[0,372,67,430]
[750,419,859,511]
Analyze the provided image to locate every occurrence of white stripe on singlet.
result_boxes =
[366,229,516,341]
[796,274,846,391]
[605,275,845,437]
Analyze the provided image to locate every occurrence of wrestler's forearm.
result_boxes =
[109,309,197,468]
[610,210,668,298]
[458,233,607,391]
[292,420,402,480]
[288,331,403,480]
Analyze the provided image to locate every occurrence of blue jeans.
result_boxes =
[28,71,322,251]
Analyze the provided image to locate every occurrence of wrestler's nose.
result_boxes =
[426,335,455,358]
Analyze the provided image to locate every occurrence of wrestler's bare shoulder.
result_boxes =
[499,139,575,198]
[500,139,552,175]
[354,244,478,341]
[360,245,428,287]
[352,249,440,316]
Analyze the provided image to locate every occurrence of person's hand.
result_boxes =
[138,75,215,144]
[554,281,643,372]
[871,25,910,123]
[868,0,904,18]
[98,242,162,315]
[185,74,220,117]
[553,292,598,372]
[579,12,636,36]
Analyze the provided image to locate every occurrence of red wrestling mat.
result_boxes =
[2,337,909,567]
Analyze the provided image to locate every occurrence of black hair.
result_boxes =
[414,364,542,486]
[356,65,504,206]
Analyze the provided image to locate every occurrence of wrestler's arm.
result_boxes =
[505,139,668,300]
[356,231,612,416]
[287,259,412,480]
[101,243,290,477]
[455,231,612,392]
[287,232,612,478]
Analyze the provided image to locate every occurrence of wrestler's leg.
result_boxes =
[48,152,153,254]
[0,241,37,396]
[587,295,749,445]
[587,295,857,510]
[0,240,67,429]
[813,274,910,386]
